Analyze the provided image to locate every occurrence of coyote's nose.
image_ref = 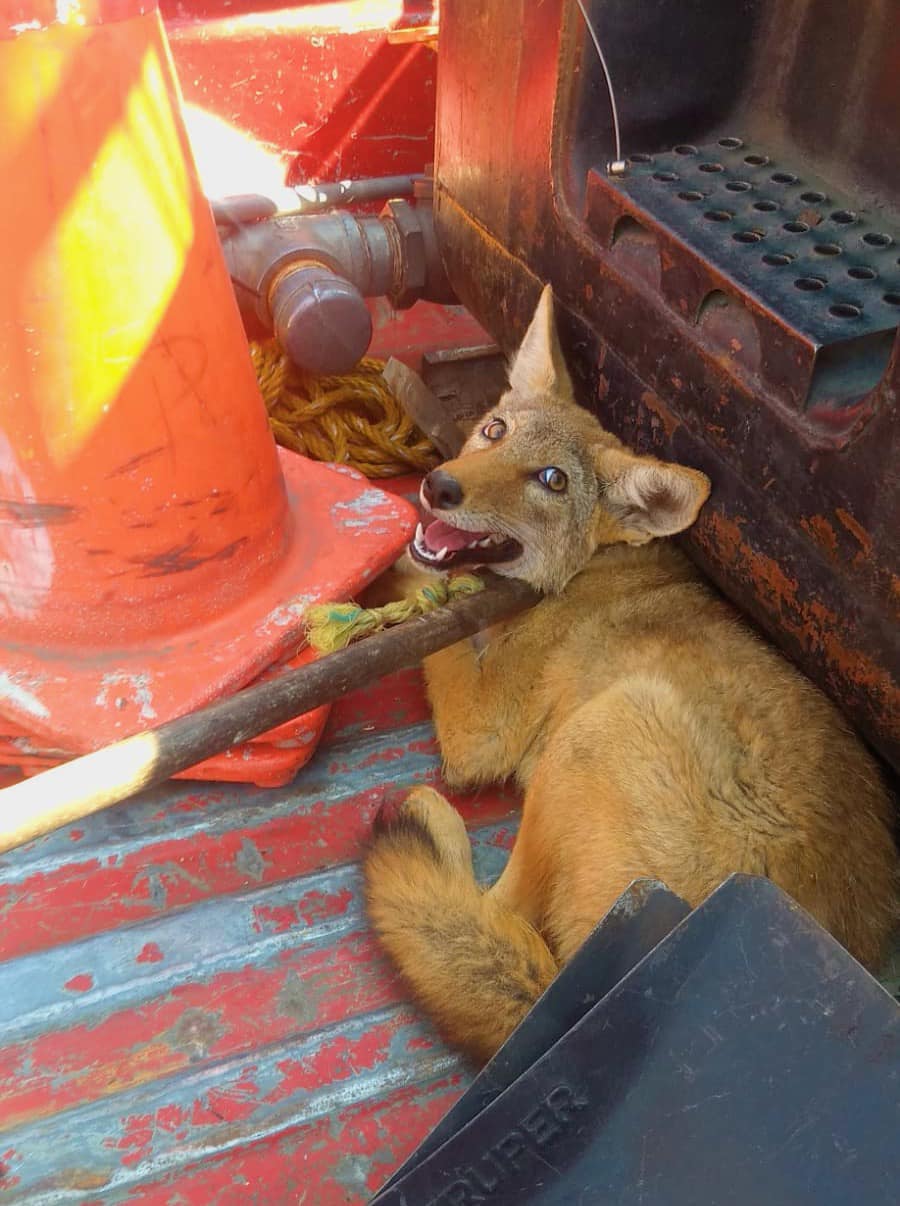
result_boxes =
[422,469,464,509]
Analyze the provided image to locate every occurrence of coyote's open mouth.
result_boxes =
[409,515,523,570]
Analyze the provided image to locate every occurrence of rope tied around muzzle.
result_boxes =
[306,575,485,653]
[250,340,485,651]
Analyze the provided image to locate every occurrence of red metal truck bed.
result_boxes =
[0,663,521,1203]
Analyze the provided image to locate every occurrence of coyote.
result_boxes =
[364,286,898,1063]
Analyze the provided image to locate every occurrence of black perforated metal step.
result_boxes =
[621,137,900,337]
[586,137,900,415]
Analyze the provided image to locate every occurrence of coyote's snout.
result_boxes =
[365,285,899,1064]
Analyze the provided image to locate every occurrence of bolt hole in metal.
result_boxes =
[733,230,764,244]
[653,171,679,182]
[813,243,842,256]
[673,144,698,155]
[800,191,827,204]
[762,252,795,266]
[699,162,724,173]
[794,276,826,291]
[753,200,778,212]
[783,221,810,234]
[725,180,752,192]
[704,209,734,222]
[829,303,862,318]
[883,293,900,306]
[770,172,798,185]
[629,153,653,164]
[744,154,769,166]
[718,136,744,149]
[848,266,877,280]
[862,232,892,248]
[678,190,704,201]
[831,210,856,224]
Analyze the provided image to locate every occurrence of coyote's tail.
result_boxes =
[363,789,557,1064]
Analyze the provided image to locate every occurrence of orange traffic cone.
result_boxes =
[0,1,415,783]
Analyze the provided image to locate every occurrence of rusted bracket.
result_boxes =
[382,358,465,457]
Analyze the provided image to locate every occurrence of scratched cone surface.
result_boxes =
[0,2,414,766]
[0,666,524,1202]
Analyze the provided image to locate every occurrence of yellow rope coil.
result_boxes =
[252,341,477,651]
[306,574,485,653]
[250,341,439,479]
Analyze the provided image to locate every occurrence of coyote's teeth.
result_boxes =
[415,522,424,545]
[476,537,492,547]
[435,547,449,562]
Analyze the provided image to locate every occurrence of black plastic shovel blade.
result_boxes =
[373,875,900,1206]
[374,879,689,1197]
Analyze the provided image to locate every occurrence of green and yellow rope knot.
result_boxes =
[306,574,485,653]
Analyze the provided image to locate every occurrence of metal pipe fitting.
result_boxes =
[211,174,428,227]
[219,197,454,375]
[268,263,375,377]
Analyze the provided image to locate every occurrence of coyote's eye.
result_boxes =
[537,466,568,493]
[482,418,507,441]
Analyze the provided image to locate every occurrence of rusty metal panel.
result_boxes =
[0,670,522,1202]
[433,0,900,773]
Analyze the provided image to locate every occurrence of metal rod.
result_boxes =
[211,175,428,228]
[573,0,625,173]
[0,576,540,854]
[291,174,428,213]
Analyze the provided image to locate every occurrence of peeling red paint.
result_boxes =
[205,1075,260,1124]
[485,826,517,850]
[113,1113,157,1168]
[268,1024,394,1103]
[0,926,417,1132]
[299,887,354,926]
[81,1078,464,1206]
[64,974,94,993]
[156,1103,187,1133]
[251,903,298,936]
[137,943,164,964]
[0,773,520,963]
[0,1145,21,1192]
[252,886,354,935]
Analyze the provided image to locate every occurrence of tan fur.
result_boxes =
[364,286,899,1065]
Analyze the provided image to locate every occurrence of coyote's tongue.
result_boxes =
[422,519,489,553]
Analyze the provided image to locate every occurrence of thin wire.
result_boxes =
[573,0,622,168]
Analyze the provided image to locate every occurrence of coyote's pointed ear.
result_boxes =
[594,446,711,543]
[507,284,574,403]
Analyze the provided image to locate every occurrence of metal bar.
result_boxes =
[0,576,540,853]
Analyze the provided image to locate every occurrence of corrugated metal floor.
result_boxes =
[0,659,522,1203]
